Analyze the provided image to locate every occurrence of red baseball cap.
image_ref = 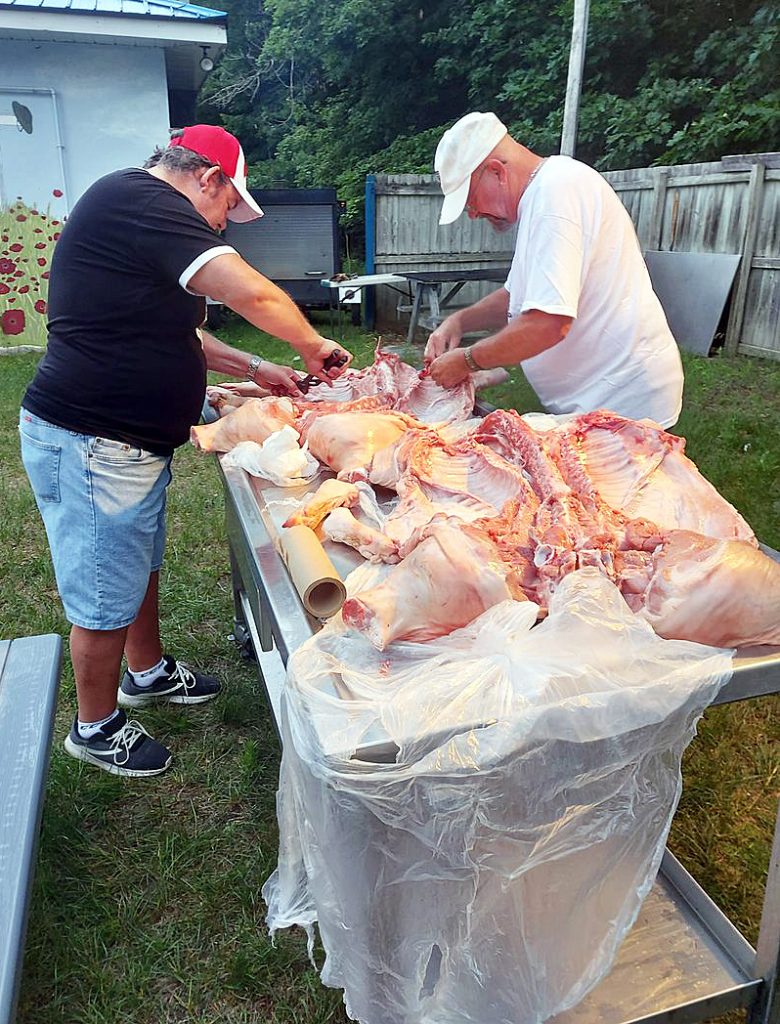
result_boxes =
[169,125,263,222]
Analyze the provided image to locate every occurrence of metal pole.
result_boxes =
[560,0,590,157]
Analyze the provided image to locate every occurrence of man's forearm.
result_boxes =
[191,254,323,358]
[452,287,511,334]
[199,329,259,376]
[470,310,572,367]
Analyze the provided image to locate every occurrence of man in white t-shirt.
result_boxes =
[425,112,683,428]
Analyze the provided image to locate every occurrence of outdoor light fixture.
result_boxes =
[199,46,214,73]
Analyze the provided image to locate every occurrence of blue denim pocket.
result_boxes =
[89,436,145,464]
[20,430,62,503]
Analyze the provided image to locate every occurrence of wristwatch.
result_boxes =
[462,345,483,372]
[246,355,262,382]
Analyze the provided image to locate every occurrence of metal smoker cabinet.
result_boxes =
[217,450,780,1024]
[224,187,342,307]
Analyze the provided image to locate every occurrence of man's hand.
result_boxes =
[302,336,354,385]
[256,361,305,397]
[428,348,471,389]
[424,316,463,363]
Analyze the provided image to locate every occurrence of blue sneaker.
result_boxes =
[64,710,172,777]
[117,655,221,709]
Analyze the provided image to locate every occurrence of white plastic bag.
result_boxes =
[221,425,319,486]
[263,568,733,1024]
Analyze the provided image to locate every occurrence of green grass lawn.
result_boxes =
[1,317,778,1024]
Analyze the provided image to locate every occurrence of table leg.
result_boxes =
[406,283,426,346]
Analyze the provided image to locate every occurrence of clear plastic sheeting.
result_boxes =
[263,569,733,1024]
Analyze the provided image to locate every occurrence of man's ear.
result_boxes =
[489,158,509,185]
[199,165,223,192]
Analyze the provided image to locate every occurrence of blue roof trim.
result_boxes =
[0,0,226,19]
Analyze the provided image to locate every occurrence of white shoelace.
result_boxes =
[107,719,149,765]
[168,661,197,692]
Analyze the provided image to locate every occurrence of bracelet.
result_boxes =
[246,355,262,382]
[462,345,483,372]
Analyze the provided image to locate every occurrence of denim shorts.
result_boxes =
[19,408,173,630]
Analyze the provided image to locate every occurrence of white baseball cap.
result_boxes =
[434,112,508,225]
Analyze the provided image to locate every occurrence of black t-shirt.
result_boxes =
[23,169,233,455]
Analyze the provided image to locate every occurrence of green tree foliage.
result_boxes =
[197,0,779,226]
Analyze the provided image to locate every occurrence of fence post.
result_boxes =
[364,174,377,330]
[647,167,669,252]
[724,162,766,356]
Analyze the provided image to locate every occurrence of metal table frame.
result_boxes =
[399,268,511,345]
[217,454,780,1024]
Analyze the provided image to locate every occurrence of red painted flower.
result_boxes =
[30,209,39,215]
[0,258,15,274]
[9,243,22,253]
[1,234,8,242]
[37,257,47,266]
[53,233,61,240]
[14,270,24,277]
[51,220,61,226]
[41,271,50,279]
[1,309,25,335]
[52,189,63,198]
[16,214,27,222]
[7,297,15,303]
[18,285,29,294]
[34,243,46,250]
[34,228,43,234]
[34,299,47,315]
[0,283,8,295]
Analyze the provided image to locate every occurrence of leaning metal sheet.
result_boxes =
[644,250,741,356]
[217,458,780,1024]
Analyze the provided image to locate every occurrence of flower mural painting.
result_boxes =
[1,308,26,336]
[0,197,58,346]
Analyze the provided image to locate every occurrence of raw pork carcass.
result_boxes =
[301,410,425,479]
[283,479,360,530]
[341,521,524,649]
[547,411,756,542]
[395,373,475,425]
[303,347,419,404]
[635,532,780,647]
[191,397,297,452]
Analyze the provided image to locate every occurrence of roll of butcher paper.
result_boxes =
[279,524,347,619]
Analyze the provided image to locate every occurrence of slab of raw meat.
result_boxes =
[395,373,475,424]
[283,479,360,530]
[549,411,756,543]
[302,411,424,478]
[322,508,401,563]
[190,397,297,452]
[636,532,780,647]
[341,522,522,649]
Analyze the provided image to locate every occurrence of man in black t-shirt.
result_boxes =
[20,124,353,778]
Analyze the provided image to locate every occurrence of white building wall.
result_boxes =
[0,37,170,211]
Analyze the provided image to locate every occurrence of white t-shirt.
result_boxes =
[505,156,683,428]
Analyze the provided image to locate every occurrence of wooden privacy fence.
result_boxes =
[369,154,779,360]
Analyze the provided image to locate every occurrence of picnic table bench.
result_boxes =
[0,634,62,1024]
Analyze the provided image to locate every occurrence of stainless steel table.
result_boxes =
[216,454,780,1024]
